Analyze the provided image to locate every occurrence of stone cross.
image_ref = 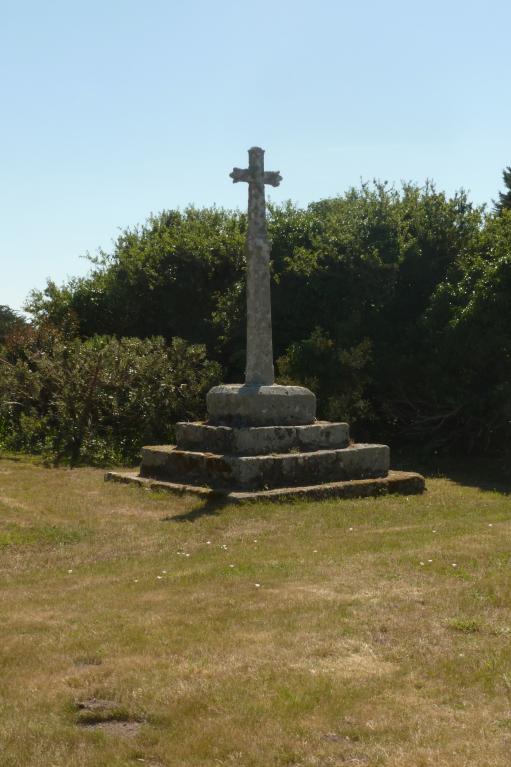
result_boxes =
[230,147,282,386]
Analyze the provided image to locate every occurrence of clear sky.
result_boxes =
[1,0,510,312]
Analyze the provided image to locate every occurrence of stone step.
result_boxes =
[106,469,426,503]
[175,421,349,456]
[140,443,389,491]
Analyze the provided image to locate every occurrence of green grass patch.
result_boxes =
[448,617,482,633]
[0,458,510,766]
[0,523,85,546]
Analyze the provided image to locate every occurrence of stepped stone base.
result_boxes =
[140,443,389,491]
[106,392,425,501]
[105,469,426,503]
[176,420,349,455]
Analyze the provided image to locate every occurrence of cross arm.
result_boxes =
[230,167,251,183]
[264,171,282,187]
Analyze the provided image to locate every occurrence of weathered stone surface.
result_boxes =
[207,383,316,426]
[230,147,281,385]
[105,469,426,503]
[140,443,389,491]
[176,421,349,455]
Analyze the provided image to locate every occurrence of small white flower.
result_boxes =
[488,524,493,528]
[253,539,258,543]
[428,559,433,563]
[255,583,261,588]
[432,530,437,533]
[162,570,167,574]
[229,564,235,568]
[349,527,354,532]
[206,541,211,544]
[420,562,425,566]
[313,549,318,553]
[134,579,139,583]
[156,575,163,580]
[185,553,190,558]
[452,563,457,568]
[67,569,73,574]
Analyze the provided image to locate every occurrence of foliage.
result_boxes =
[0,324,220,464]
[21,182,511,458]
[494,165,511,213]
[27,207,246,356]
[419,210,511,451]
[0,305,25,344]
[277,328,374,426]
[271,183,491,447]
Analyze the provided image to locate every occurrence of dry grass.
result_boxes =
[0,456,510,766]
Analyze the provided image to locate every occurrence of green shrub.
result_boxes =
[21,185,511,457]
[0,324,221,465]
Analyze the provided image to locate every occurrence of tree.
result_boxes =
[24,184,511,458]
[495,166,511,213]
[26,207,246,364]
[0,305,25,344]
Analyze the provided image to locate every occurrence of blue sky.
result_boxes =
[1,0,510,311]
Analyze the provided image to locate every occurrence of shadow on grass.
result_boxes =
[163,495,229,523]
[393,450,511,495]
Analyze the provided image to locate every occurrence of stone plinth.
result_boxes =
[206,384,316,426]
[106,469,426,504]
[176,421,349,456]
[140,443,389,491]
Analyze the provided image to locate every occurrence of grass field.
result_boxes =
[0,456,510,766]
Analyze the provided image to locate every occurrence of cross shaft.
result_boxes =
[230,147,282,386]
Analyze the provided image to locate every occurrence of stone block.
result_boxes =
[140,443,389,491]
[106,469,426,503]
[175,421,350,455]
[206,383,316,426]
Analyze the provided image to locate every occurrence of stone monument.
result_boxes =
[107,148,425,501]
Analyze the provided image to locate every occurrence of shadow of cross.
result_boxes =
[230,147,282,386]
